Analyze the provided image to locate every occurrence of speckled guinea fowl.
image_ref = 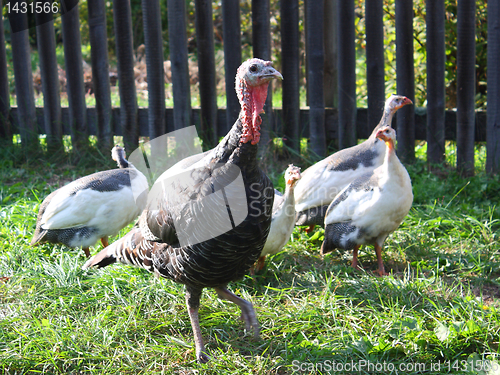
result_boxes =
[252,164,301,273]
[320,126,413,276]
[83,59,283,363]
[294,95,412,231]
[31,146,148,257]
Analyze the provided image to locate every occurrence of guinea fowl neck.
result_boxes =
[371,107,397,139]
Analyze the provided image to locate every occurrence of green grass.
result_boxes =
[0,141,499,374]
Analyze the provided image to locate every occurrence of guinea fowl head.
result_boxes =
[284,164,302,187]
[385,95,412,114]
[376,126,397,150]
[111,145,129,168]
[236,59,283,145]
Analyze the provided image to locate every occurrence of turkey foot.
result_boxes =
[215,286,260,339]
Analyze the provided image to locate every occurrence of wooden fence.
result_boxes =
[0,0,499,175]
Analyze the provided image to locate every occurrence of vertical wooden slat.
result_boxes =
[456,0,476,176]
[487,0,500,174]
[426,0,446,164]
[88,0,112,150]
[323,0,338,109]
[337,0,356,149]
[195,0,217,148]
[281,0,300,152]
[36,12,63,149]
[222,0,241,135]
[9,13,37,147]
[113,0,138,149]
[142,0,166,140]
[167,0,191,132]
[395,0,415,163]
[61,2,88,151]
[306,0,326,158]
[252,0,273,152]
[365,0,385,131]
[0,0,12,141]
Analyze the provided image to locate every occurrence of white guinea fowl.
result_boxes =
[252,164,301,273]
[320,126,413,276]
[294,95,412,232]
[31,146,148,257]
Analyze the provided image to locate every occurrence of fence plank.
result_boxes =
[281,0,300,152]
[252,0,273,153]
[456,0,476,176]
[0,0,11,141]
[36,12,63,149]
[395,0,415,163]
[365,0,385,131]
[195,0,217,148]
[167,0,192,132]
[337,0,356,150]
[142,0,166,141]
[487,0,500,173]
[9,14,37,147]
[113,0,138,149]
[88,0,112,150]
[222,0,241,135]
[426,0,446,164]
[61,2,88,151]
[323,0,338,109]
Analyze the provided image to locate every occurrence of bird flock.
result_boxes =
[31,59,413,363]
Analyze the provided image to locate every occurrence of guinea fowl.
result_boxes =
[83,59,283,363]
[320,126,413,276]
[31,146,148,257]
[294,95,412,231]
[252,164,301,273]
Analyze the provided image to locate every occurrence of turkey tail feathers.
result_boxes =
[82,227,154,272]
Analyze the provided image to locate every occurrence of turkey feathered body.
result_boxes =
[108,117,274,288]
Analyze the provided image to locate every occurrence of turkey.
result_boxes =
[83,59,283,363]
[31,146,148,257]
[294,95,412,232]
[320,126,413,276]
[252,164,301,273]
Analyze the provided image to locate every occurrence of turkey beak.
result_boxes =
[262,68,283,81]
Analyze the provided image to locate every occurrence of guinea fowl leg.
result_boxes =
[374,244,388,276]
[215,286,260,339]
[305,225,316,234]
[252,256,266,273]
[82,247,91,257]
[351,245,361,270]
[100,236,109,248]
[185,286,210,363]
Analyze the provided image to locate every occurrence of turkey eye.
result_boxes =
[250,65,258,72]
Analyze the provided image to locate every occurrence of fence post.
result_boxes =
[252,0,273,154]
[487,0,500,174]
[337,0,356,150]
[426,0,446,164]
[88,0,112,150]
[142,0,166,141]
[395,0,415,163]
[323,0,338,110]
[9,13,37,148]
[222,0,242,136]
[36,12,63,150]
[281,0,300,153]
[365,0,385,131]
[0,0,12,142]
[195,0,217,148]
[167,0,191,132]
[456,0,476,176]
[113,0,138,150]
[61,2,88,151]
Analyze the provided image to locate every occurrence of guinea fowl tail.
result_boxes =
[82,227,154,271]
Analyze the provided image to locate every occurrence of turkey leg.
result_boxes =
[215,286,260,339]
[185,286,210,363]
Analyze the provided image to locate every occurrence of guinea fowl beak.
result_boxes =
[396,97,413,110]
